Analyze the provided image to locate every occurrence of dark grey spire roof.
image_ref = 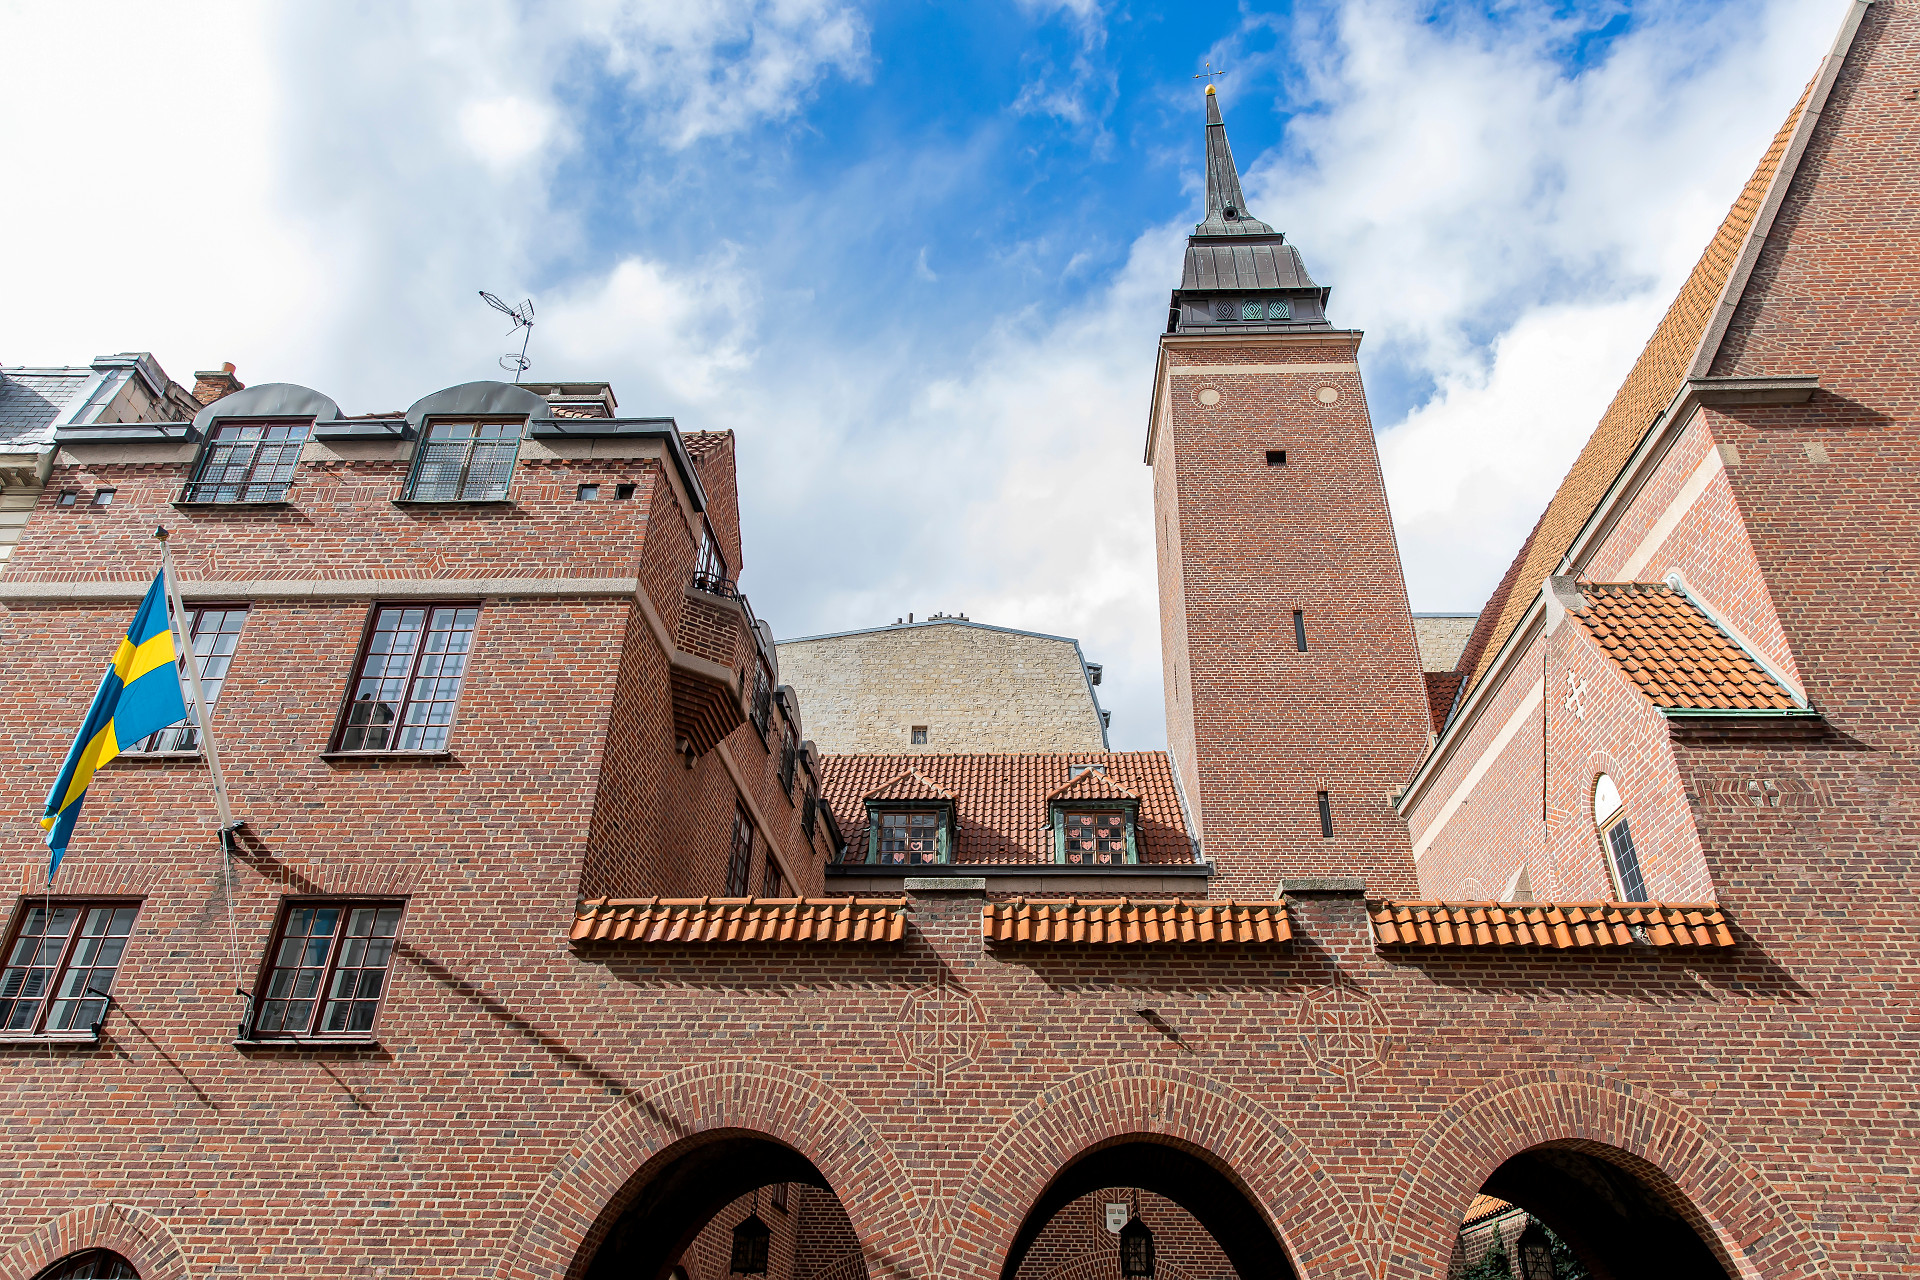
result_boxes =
[1167,87,1332,334]
[1195,86,1274,237]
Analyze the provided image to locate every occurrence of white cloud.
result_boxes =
[542,254,758,404]
[459,96,562,173]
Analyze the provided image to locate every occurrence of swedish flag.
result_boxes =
[41,571,187,873]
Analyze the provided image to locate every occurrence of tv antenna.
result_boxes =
[479,290,536,382]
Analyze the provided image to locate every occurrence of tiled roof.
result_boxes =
[865,769,953,802]
[1463,77,1815,699]
[681,430,732,461]
[1423,671,1464,733]
[571,897,908,945]
[1462,1196,1520,1228]
[1045,767,1141,804]
[1370,901,1735,949]
[984,898,1290,945]
[820,752,1195,865]
[1575,583,1798,710]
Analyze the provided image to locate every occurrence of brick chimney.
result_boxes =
[192,362,244,406]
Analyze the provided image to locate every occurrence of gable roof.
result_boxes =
[864,769,953,803]
[819,752,1194,865]
[1461,74,1819,700]
[1045,767,1141,804]
[1573,582,1799,711]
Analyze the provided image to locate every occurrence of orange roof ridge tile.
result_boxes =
[1045,767,1142,803]
[983,898,1291,946]
[571,896,910,946]
[1368,899,1734,949]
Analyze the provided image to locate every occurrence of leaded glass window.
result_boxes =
[253,901,404,1038]
[0,902,139,1035]
[337,605,479,752]
[406,419,522,501]
[1594,775,1649,901]
[878,811,942,865]
[1063,811,1128,865]
[185,420,310,502]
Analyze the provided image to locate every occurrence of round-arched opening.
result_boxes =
[574,1129,868,1280]
[33,1252,139,1280]
[1450,1141,1736,1279]
[1000,1136,1299,1280]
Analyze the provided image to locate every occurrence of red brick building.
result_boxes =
[0,2,1914,1278]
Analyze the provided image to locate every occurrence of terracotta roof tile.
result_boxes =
[1045,767,1142,804]
[1370,900,1734,949]
[1462,1196,1519,1228]
[1575,583,1798,710]
[984,898,1290,945]
[820,752,1195,865]
[1462,77,1815,701]
[864,769,954,802]
[571,897,908,945]
[1423,670,1464,733]
[681,431,732,461]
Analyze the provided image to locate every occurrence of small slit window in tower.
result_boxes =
[56,490,76,507]
[614,482,636,500]
[575,484,599,501]
[90,489,115,506]
[1293,610,1307,652]
[1318,791,1334,839]
[1266,450,1287,467]
[910,725,928,745]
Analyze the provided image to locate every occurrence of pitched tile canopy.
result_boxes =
[571,897,908,945]
[1371,901,1734,949]
[864,769,953,802]
[820,752,1195,865]
[1045,767,1141,804]
[1575,582,1799,710]
[984,898,1290,945]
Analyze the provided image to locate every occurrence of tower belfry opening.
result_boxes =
[1168,85,1332,334]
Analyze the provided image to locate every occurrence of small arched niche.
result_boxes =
[1449,1140,1738,1279]
[573,1129,868,1280]
[1000,1135,1299,1280]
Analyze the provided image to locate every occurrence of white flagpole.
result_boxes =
[154,527,236,836]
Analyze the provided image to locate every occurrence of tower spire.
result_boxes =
[1199,85,1272,234]
[1166,86,1330,334]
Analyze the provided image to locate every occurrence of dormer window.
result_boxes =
[184,419,310,502]
[875,810,945,865]
[406,419,522,502]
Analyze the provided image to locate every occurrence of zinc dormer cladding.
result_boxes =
[1169,86,1332,335]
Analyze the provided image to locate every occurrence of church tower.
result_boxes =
[1148,85,1428,898]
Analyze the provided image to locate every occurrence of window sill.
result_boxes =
[233,1036,381,1050]
[170,499,295,510]
[111,751,205,763]
[389,498,515,510]
[320,750,455,763]
[0,1030,100,1047]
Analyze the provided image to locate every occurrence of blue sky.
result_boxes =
[0,0,1847,748]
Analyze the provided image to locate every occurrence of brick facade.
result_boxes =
[0,3,1914,1279]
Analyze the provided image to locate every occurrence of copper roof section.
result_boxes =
[1371,901,1734,949]
[571,897,909,945]
[985,898,1290,945]
[820,752,1195,865]
[864,769,953,803]
[1575,583,1799,710]
[1463,76,1817,699]
[1045,768,1141,804]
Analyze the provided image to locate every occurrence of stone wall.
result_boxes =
[777,620,1106,755]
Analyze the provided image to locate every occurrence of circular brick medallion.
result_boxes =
[1196,387,1221,407]
[1314,386,1339,404]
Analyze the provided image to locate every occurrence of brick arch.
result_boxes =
[942,1063,1371,1280]
[0,1202,190,1280]
[1388,1069,1826,1280]
[492,1059,924,1280]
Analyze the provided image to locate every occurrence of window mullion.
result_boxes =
[394,616,433,739]
[36,915,86,1035]
[308,920,352,1036]
[456,437,479,499]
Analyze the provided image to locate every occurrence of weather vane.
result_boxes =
[1194,61,1227,84]
[479,291,536,383]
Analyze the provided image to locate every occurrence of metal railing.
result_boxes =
[689,570,738,598]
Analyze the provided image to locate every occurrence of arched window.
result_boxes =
[1593,774,1649,901]
[34,1251,139,1280]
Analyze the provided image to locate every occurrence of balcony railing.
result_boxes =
[689,570,738,598]
[177,480,293,504]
